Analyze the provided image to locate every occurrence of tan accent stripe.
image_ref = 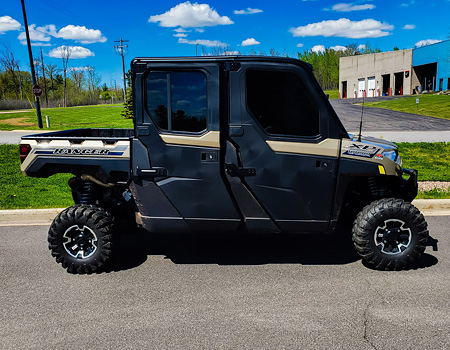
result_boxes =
[266,138,340,157]
[160,131,220,148]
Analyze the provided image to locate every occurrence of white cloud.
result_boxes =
[234,8,263,15]
[48,45,94,59]
[18,24,55,45]
[28,42,52,47]
[0,16,21,34]
[311,45,325,53]
[329,3,375,12]
[415,39,442,47]
[401,1,415,6]
[330,45,347,51]
[290,18,394,39]
[358,44,366,50]
[149,1,233,28]
[403,24,415,30]
[178,38,228,47]
[296,43,304,48]
[174,28,190,33]
[241,38,260,46]
[69,66,90,71]
[57,25,106,44]
[174,33,188,38]
[195,28,205,32]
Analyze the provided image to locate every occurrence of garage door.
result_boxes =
[358,78,365,98]
[368,77,375,97]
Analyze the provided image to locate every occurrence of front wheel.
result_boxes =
[352,198,429,270]
[48,205,116,274]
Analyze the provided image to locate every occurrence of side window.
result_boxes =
[147,72,168,129]
[146,71,207,133]
[246,69,320,137]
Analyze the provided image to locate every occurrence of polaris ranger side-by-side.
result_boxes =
[20,56,428,273]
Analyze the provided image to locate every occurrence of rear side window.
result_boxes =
[147,71,207,133]
[246,69,320,137]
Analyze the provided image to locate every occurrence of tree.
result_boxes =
[0,43,21,99]
[269,48,280,57]
[54,46,72,107]
[40,47,48,107]
[45,63,59,99]
[70,68,85,93]
[121,71,133,119]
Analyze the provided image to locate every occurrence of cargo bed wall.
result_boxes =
[20,131,132,182]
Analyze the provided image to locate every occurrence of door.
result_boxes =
[228,63,341,232]
[132,61,240,232]
[341,81,347,99]
[358,78,365,98]
[368,77,375,97]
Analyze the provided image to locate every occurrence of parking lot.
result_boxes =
[1,216,448,350]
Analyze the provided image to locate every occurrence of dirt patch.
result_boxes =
[0,117,35,127]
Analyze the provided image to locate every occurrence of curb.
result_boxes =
[1,200,449,226]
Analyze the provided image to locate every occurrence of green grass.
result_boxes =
[417,189,450,199]
[396,142,450,181]
[0,144,73,209]
[0,104,133,131]
[364,94,450,120]
[323,89,339,99]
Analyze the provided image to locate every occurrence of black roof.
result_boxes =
[131,56,312,70]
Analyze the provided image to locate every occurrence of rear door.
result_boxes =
[133,61,240,231]
[228,61,342,232]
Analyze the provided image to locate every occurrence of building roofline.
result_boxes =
[413,38,450,51]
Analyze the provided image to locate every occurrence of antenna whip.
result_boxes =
[358,93,365,142]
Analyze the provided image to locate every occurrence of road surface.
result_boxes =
[0,216,448,349]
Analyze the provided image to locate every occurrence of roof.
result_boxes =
[131,56,313,70]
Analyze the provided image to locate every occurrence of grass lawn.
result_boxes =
[0,142,449,209]
[0,144,73,209]
[0,104,133,131]
[397,142,450,182]
[323,89,339,99]
[364,94,450,120]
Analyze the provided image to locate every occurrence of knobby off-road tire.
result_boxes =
[48,205,115,274]
[352,198,429,271]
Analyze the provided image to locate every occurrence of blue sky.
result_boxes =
[1,0,450,88]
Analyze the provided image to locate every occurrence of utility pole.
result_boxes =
[114,38,129,102]
[20,0,43,128]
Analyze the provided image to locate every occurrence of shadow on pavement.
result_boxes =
[106,228,438,272]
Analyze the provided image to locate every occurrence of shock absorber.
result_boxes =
[367,177,382,200]
[79,181,97,204]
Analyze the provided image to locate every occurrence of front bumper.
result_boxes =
[400,168,418,202]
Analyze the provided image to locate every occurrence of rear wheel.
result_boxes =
[352,198,428,270]
[48,205,115,274]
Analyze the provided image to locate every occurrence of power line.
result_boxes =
[114,38,129,100]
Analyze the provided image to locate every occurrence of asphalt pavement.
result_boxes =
[330,99,450,142]
[0,216,448,350]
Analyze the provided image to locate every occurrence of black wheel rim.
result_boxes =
[374,219,412,255]
[63,225,98,259]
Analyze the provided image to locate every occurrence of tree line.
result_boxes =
[201,43,382,91]
[0,43,122,110]
[298,44,381,90]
